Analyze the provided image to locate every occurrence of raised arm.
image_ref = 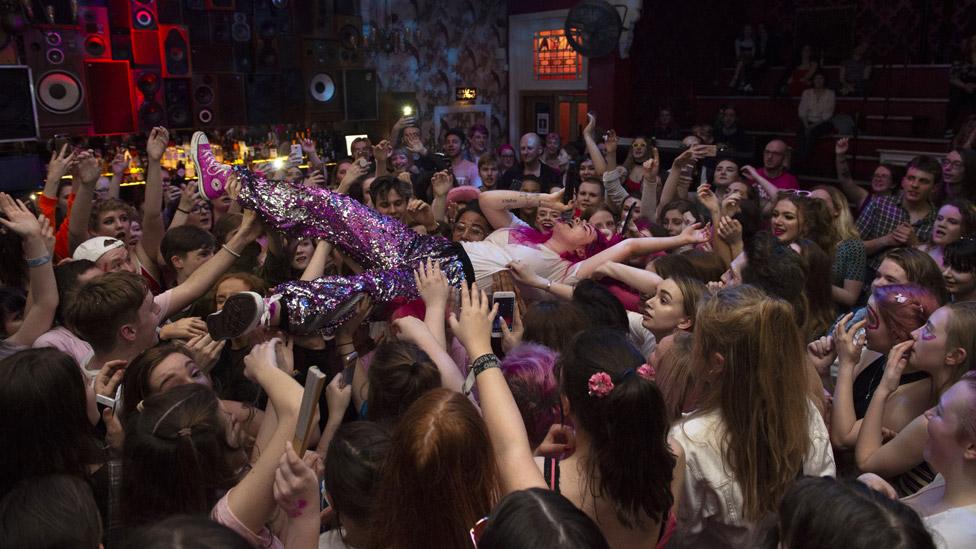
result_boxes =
[136,127,168,280]
[576,224,708,280]
[834,138,868,209]
[478,189,572,230]
[228,339,304,535]
[167,206,261,315]
[42,144,76,204]
[67,151,101,253]
[393,316,465,393]
[604,130,619,171]
[373,139,391,178]
[740,164,779,212]
[657,146,706,220]
[829,315,868,448]
[414,259,450,350]
[640,159,661,223]
[448,284,546,494]
[0,195,57,347]
[429,171,452,224]
[582,113,607,175]
[854,339,928,476]
[299,240,333,281]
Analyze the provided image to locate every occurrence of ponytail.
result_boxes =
[560,329,674,528]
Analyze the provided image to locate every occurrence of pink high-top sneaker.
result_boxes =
[190,131,232,201]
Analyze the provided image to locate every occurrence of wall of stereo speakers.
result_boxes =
[14,0,374,138]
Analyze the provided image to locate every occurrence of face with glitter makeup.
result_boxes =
[864,296,894,353]
[909,307,953,372]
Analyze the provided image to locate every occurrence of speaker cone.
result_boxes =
[37,71,84,114]
[309,73,335,102]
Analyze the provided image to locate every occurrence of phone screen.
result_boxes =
[491,294,515,335]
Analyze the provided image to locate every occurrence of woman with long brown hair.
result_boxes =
[368,387,499,549]
[669,285,835,546]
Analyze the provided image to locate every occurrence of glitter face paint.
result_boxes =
[233,167,470,333]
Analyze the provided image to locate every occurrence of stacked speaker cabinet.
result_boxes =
[133,68,165,131]
[108,0,160,66]
[78,6,112,59]
[158,25,191,77]
[343,68,378,121]
[84,59,136,135]
[192,73,247,128]
[164,78,193,129]
[302,40,343,121]
[24,27,92,136]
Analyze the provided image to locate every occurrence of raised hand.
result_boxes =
[642,148,661,179]
[74,150,101,186]
[300,137,316,154]
[583,112,596,138]
[406,198,435,229]
[414,259,449,310]
[431,170,453,196]
[716,215,742,246]
[94,359,128,398]
[272,442,321,520]
[47,143,77,183]
[243,338,280,381]
[739,164,760,181]
[147,126,170,162]
[835,137,850,156]
[404,131,426,155]
[680,222,709,245]
[806,334,836,378]
[540,188,573,213]
[110,149,128,175]
[372,139,391,164]
[38,214,55,254]
[0,194,42,237]
[183,333,225,373]
[878,339,913,395]
[721,190,743,214]
[303,170,326,188]
[834,313,867,366]
[499,302,523,354]
[604,129,618,154]
[447,283,496,357]
[159,316,208,341]
[697,183,720,212]
[391,315,431,345]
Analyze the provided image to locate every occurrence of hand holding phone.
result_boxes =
[491,291,516,338]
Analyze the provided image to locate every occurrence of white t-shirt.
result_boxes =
[903,475,976,549]
[461,228,581,297]
[668,401,836,548]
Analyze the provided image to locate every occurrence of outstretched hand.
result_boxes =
[414,259,449,310]
[447,283,496,358]
[0,194,42,238]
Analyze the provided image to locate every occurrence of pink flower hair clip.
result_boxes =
[637,363,656,379]
[588,372,614,398]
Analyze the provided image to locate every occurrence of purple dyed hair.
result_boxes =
[498,343,560,448]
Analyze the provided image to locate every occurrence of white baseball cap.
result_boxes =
[73,236,126,263]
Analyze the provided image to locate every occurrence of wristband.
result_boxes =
[463,353,499,395]
[221,244,241,258]
[25,254,52,268]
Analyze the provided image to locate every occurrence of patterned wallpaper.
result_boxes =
[363,0,509,147]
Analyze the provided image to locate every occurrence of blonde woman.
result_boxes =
[812,185,866,309]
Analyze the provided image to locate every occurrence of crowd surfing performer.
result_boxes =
[188,132,706,338]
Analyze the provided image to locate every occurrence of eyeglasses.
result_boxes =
[941,159,963,169]
[469,516,489,546]
[780,189,813,197]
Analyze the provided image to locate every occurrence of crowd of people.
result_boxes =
[1,89,976,549]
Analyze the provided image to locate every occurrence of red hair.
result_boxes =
[508,225,618,265]
[369,388,499,548]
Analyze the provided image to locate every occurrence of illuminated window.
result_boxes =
[533,29,582,81]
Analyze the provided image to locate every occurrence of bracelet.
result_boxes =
[463,353,500,395]
[221,244,241,258]
[25,254,52,268]
[177,207,190,214]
